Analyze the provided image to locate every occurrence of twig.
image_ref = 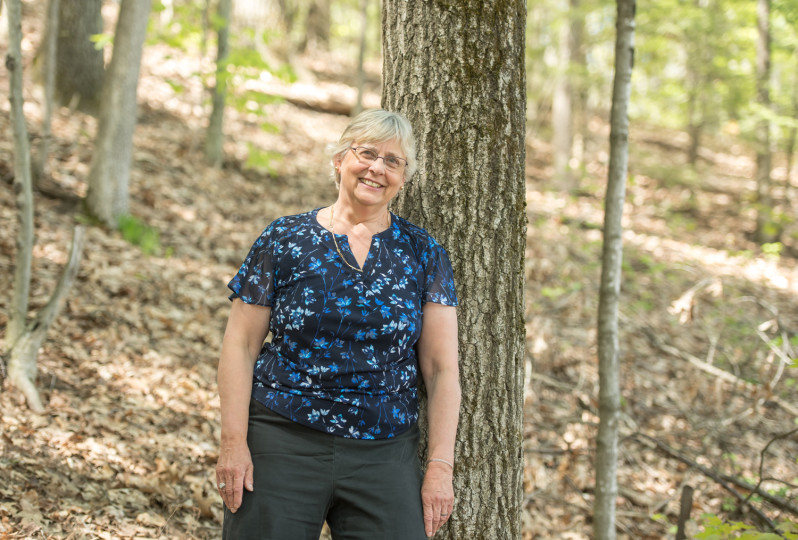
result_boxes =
[756,328,795,387]
[718,472,798,516]
[743,428,798,512]
[630,433,782,532]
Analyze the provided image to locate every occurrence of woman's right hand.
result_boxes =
[215,440,254,513]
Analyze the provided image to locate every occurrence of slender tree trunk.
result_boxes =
[86,0,152,227]
[785,52,798,187]
[353,0,368,117]
[32,0,61,185]
[303,0,330,52]
[553,0,574,191]
[205,0,233,167]
[6,0,34,356]
[7,227,86,412]
[4,0,87,412]
[383,1,527,538]
[570,0,587,173]
[754,0,776,243]
[0,2,7,47]
[594,1,636,539]
[686,85,701,165]
[55,0,104,115]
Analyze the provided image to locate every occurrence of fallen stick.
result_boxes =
[630,433,787,531]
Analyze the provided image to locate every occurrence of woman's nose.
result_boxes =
[368,157,386,173]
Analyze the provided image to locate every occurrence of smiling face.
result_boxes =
[335,138,407,210]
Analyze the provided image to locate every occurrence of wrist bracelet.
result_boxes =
[427,458,454,469]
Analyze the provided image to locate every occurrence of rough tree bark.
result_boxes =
[55,0,104,115]
[383,1,527,538]
[86,0,152,227]
[754,0,776,243]
[5,0,87,413]
[205,0,232,167]
[594,1,636,539]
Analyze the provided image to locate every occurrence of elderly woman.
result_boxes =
[216,109,460,539]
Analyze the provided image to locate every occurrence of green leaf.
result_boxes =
[245,144,283,176]
[90,32,114,50]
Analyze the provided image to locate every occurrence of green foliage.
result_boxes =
[226,47,272,72]
[245,144,282,177]
[635,0,757,133]
[762,242,783,259]
[228,91,284,114]
[90,32,114,51]
[118,215,169,257]
[697,514,798,539]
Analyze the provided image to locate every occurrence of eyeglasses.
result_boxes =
[350,146,408,172]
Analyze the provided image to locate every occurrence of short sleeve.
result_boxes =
[422,238,458,306]
[227,223,279,306]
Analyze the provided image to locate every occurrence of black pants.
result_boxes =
[222,399,427,540]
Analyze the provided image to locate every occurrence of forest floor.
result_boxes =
[2,3,798,539]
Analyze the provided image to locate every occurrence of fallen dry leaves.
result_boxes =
[2,3,798,539]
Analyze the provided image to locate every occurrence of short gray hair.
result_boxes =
[328,109,417,186]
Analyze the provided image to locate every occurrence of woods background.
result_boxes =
[1,0,797,538]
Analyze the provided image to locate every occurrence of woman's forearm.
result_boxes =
[425,366,461,463]
[217,301,270,445]
[218,344,255,444]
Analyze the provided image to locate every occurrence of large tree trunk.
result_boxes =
[205,0,232,167]
[754,0,777,243]
[55,0,104,115]
[86,0,152,227]
[383,2,527,538]
[594,1,636,539]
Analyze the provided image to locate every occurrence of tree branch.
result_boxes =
[631,433,796,529]
[28,225,87,344]
[742,427,798,512]
[642,326,798,417]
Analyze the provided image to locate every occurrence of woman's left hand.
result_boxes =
[421,462,454,538]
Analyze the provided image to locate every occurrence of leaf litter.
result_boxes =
[1,3,798,538]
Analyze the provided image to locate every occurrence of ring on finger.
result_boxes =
[218,482,226,490]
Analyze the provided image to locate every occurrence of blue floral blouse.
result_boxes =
[228,208,458,439]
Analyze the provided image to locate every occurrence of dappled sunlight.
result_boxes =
[2,1,797,537]
[522,120,798,537]
[624,229,798,295]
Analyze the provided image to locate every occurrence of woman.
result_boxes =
[216,109,460,539]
